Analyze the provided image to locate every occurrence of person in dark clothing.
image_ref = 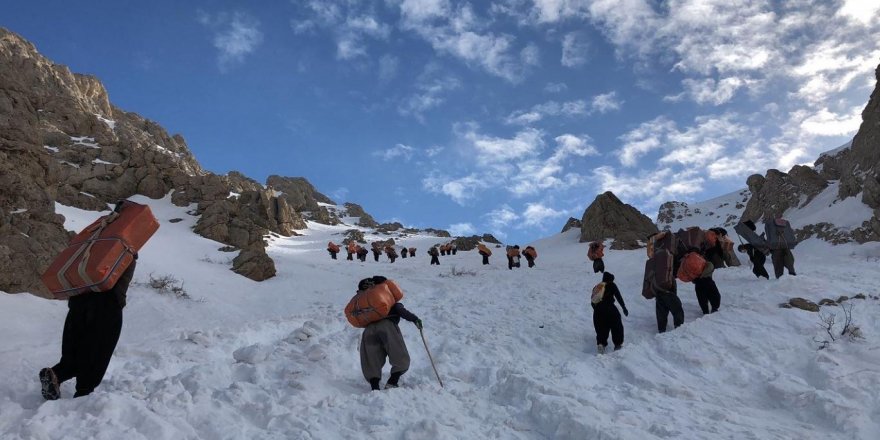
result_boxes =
[704,240,725,269]
[371,247,381,262]
[385,246,397,263]
[655,289,684,333]
[428,247,440,265]
[401,248,409,259]
[451,245,457,255]
[592,259,605,274]
[738,244,769,279]
[592,272,628,353]
[356,276,422,391]
[40,259,137,400]
[507,246,521,270]
[771,249,796,278]
[356,247,369,262]
[692,263,721,314]
[523,246,537,268]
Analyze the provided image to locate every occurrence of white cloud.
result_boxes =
[678,77,752,105]
[544,82,568,93]
[425,146,445,157]
[617,115,749,168]
[837,0,880,25]
[374,144,416,161]
[485,205,520,229]
[399,66,461,121]
[509,134,597,196]
[521,43,541,66]
[521,203,565,227]
[422,173,488,205]
[395,1,532,82]
[798,107,862,137]
[505,100,588,125]
[200,12,263,70]
[463,127,544,164]
[448,222,477,236]
[291,1,391,60]
[378,54,399,82]
[561,31,589,67]
[591,91,623,113]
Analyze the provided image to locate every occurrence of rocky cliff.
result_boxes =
[0,28,312,293]
[579,192,659,249]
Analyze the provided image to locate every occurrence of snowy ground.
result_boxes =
[2,196,880,439]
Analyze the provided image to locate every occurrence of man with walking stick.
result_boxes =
[345,276,425,391]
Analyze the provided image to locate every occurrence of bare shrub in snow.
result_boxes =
[145,273,192,300]
[815,303,863,349]
[438,265,477,278]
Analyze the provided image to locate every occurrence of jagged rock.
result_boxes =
[481,233,501,244]
[168,218,183,223]
[265,175,340,226]
[818,298,838,306]
[788,297,820,312]
[342,229,366,244]
[742,167,828,223]
[343,202,378,228]
[837,295,850,303]
[560,217,582,233]
[423,228,452,238]
[231,249,276,281]
[376,222,404,233]
[371,238,395,249]
[579,192,658,249]
[450,234,499,251]
[854,293,867,300]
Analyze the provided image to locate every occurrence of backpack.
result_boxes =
[524,247,537,259]
[705,230,718,248]
[676,227,705,253]
[591,282,606,304]
[647,231,676,259]
[587,241,605,261]
[478,244,492,256]
[642,249,675,299]
[344,280,404,328]
[677,252,707,283]
[328,242,340,253]
[765,218,797,250]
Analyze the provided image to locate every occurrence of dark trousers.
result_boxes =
[750,252,769,279]
[771,249,796,278]
[52,292,123,396]
[592,258,605,273]
[481,254,489,265]
[347,252,353,261]
[401,253,408,259]
[430,255,440,265]
[655,292,684,333]
[526,257,535,268]
[507,256,514,270]
[373,252,380,262]
[389,256,396,263]
[593,305,624,348]
[693,277,721,314]
[452,249,457,255]
[329,250,337,260]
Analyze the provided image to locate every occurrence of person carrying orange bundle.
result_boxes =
[587,241,605,273]
[356,245,369,262]
[477,243,492,265]
[506,245,521,270]
[345,276,422,391]
[428,246,440,265]
[347,241,358,261]
[328,241,340,260]
[409,247,417,258]
[384,245,398,263]
[523,246,537,268]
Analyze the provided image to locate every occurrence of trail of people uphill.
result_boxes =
[2,198,880,439]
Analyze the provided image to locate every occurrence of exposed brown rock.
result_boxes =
[231,249,276,281]
[560,217,582,233]
[579,192,658,249]
[788,297,820,312]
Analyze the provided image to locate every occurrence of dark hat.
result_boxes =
[602,272,615,283]
[358,277,376,291]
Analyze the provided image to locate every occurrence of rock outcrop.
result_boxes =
[579,192,659,249]
[560,217,582,233]
[0,28,299,291]
[741,166,828,222]
[343,203,378,228]
[451,234,501,251]
[232,249,276,282]
[266,175,339,225]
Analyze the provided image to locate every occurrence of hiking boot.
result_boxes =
[39,368,60,400]
[613,345,623,351]
[597,345,606,354]
[384,382,399,390]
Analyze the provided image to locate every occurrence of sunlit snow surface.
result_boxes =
[1,195,879,439]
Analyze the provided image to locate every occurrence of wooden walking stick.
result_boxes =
[419,328,444,388]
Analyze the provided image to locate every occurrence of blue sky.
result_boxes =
[5,1,880,244]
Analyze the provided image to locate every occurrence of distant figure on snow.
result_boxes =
[477,243,492,265]
[327,241,340,260]
[507,245,521,270]
[346,241,357,261]
[451,244,457,255]
[385,246,398,263]
[40,257,138,400]
[523,246,537,268]
[590,272,628,353]
[767,217,797,278]
[588,241,605,273]
[408,247,417,258]
[356,245,369,262]
[345,276,422,391]
[429,246,440,265]
[401,247,409,259]
[371,246,381,262]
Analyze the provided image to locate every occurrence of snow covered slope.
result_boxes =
[657,188,751,231]
[2,196,880,439]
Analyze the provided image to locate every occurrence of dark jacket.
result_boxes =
[386,302,419,325]
[592,272,626,311]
